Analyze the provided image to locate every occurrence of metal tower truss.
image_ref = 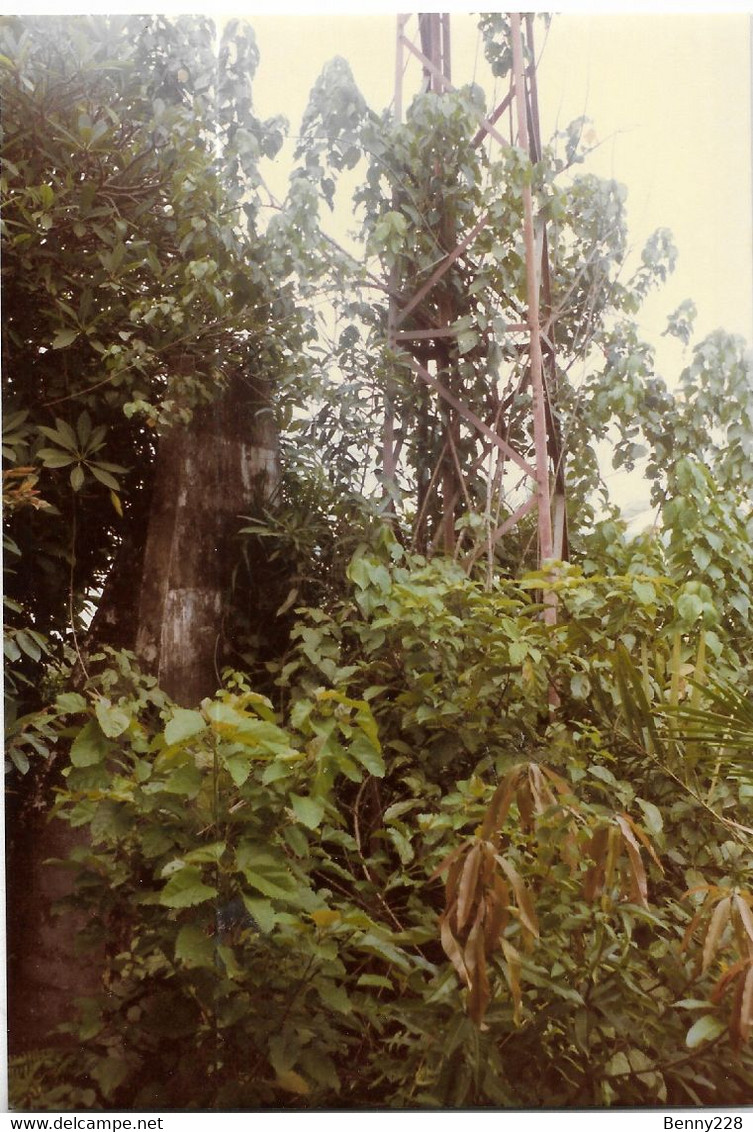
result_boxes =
[385,12,567,604]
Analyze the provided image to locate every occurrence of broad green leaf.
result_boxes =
[38,448,75,468]
[570,672,591,700]
[175,924,216,968]
[94,697,131,738]
[457,329,479,355]
[311,908,341,929]
[51,328,79,349]
[632,579,656,605]
[356,974,392,990]
[70,719,109,767]
[236,843,298,898]
[223,750,252,786]
[15,630,41,661]
[289,792,325,829]
[354,932,411,973]
[274,1070,309,1097]
[636,797,663,836]
[242,895,276,933]
[350,732,385,777]
[316,980,352,1014]
[159,866,217,908]
[685,1015,726,1048]
[91,1054,129,1099]
[164,764,202,798]
[588,764,618,787]
[51,417,77,449]
[90,464,121,491]
[56,691,87,714]
[185,840,226,864]
[677,593,704,623]
[164,708,206,746]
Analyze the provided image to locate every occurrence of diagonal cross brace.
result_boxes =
[393,213,490,329]
[407,355,536,480]
[400,33,511,152]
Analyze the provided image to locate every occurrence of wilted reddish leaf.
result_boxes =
[429,840,469,884]
[620,811,664,873]
[440,910,470,986]
[739,962,753,1045]
[495,855,539,940]
[615,814,648,908]
[711,957,748,1004]
[583,825,610,903]
[480,764,526,839]
[539,764,573,797]
[516,782,534,830]
[733,893,753,949]
[501,938,523,1026]
[482,874,510,952]
[456,842,483,935]
[467,919,490,1027]
[703,896,731,974]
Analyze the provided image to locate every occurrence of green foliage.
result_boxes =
[1,13,304,721]
[19,547,751,1109]
[7,11,753,1115]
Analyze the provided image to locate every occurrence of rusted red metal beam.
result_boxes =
[400,34,510,151]
[408,356,536,479]
[393,213,489,328]
[511,12,553,568]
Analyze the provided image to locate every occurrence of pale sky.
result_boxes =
[251,10,752,346]
[11,3,753,521]
[249,8,752,521]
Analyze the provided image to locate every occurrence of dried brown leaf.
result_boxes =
[516,782,534,830]
[681,884,719,901]
[496,855,539,939]
[615,814,648,908]
[444,857,466,925]
[602,825,621,907]
[739,962,753,1045]
[456,842,483,935]
[429,840,469,884]
[620,811,664,873]
[681,903,709,954]
[711,957,748,1004]
[559,823,581,872]
[463,904,486,983]
[539,764,574,797]
[440,911,470,986]
[482,874,510,952]
[527,764,555,815]
[583,825,609,903]
[481,764,526,839]
[703,896,731,974]
[466,916,490,1027]
[734,893,753,949]
[501,938,523,1026]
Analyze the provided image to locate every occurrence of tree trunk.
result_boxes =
[9,375,279,1056]
[135,373,279,705]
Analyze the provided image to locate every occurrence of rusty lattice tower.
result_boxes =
[384,13,566,612]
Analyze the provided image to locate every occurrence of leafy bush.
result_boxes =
[24,550,752,1109]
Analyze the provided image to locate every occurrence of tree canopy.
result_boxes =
[3,12,753,1111]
